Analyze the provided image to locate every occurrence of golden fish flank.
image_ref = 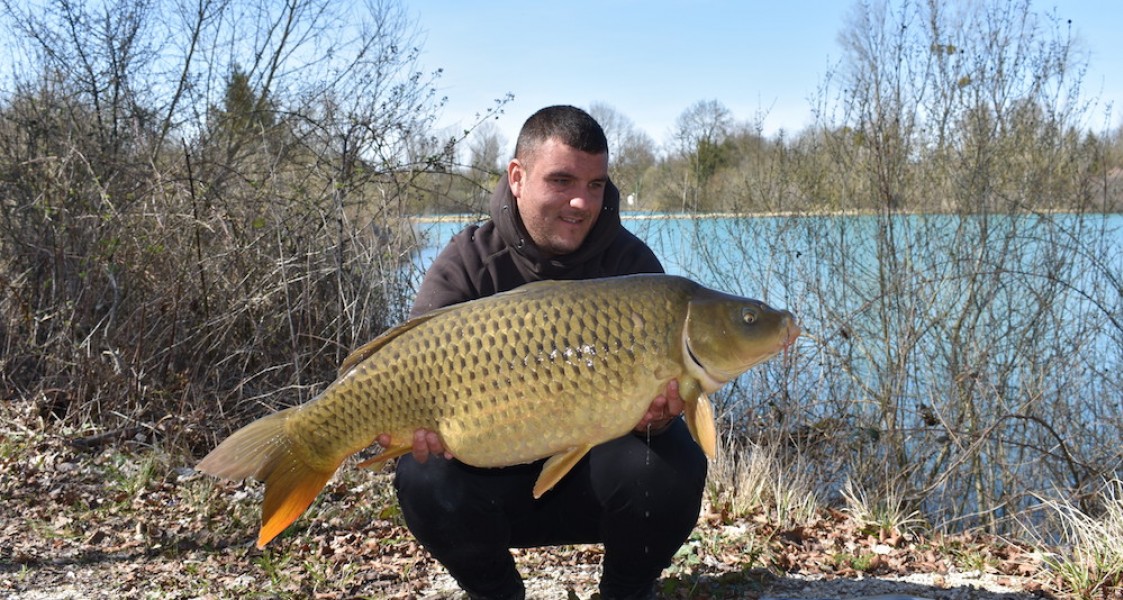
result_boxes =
[195,274,800,548]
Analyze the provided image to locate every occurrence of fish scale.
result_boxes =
[336,279,671,464]
[196,273,800,548]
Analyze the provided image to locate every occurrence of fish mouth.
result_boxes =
[783,320,801,349]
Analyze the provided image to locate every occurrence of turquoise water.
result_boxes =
[410,212,1123,526]
[410,213,1122,409]
[413,212,1122,319]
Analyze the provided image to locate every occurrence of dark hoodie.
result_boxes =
[410,176,664,317]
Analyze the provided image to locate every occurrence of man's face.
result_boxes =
[508,137,608,258]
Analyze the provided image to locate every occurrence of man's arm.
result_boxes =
[409,236,480,319]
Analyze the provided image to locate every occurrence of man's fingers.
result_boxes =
[424,431,443,454]
[374,430,449,463]
[412,429,432,463]
[664,379,684,415]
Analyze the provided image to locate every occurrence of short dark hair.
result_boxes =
[514,105,609,160]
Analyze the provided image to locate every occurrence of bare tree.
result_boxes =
[587,101,655,207]
[0,0,482,432]
[670,99,735,209]
[672,99,733,156]
[656,0,1123,537]
[467,120,506,178]
[783,0,1117,532]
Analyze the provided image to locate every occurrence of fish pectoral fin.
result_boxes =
[533,444,594,499]
[355,444,412,469]
[684,392,717,459]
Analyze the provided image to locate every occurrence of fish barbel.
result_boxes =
[196,274,800,547]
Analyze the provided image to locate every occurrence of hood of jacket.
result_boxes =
[489,174,623,278]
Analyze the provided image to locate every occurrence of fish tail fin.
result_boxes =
[195,408,339,548]
[256,460,334,548]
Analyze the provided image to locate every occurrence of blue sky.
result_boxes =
[413,1,1122,152]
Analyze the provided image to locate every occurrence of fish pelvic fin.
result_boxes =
[533,444,594,499]
[195,408,339,548]
[355,443,412,469]
[684,392,717,459]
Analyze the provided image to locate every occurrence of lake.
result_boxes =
[409,212,1123,529]
[411,211,1123,324]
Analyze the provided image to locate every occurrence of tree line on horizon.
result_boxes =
[453,97,1122,216]
[451,17,1123,215]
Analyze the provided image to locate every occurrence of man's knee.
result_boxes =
[602,420,707,483]
[591,420,708,516]
[394,455,477,535]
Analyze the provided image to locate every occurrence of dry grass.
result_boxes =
[706,433,819,528]
[0,400,1054,599]
[1032,480,1123,598]
[839,477,925,538]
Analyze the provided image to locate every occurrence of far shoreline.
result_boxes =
[409,208,1122,223]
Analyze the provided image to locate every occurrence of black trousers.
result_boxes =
[393,418,708,599]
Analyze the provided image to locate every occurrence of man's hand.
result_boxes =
[633,379,684,435]
[375,430,452,464]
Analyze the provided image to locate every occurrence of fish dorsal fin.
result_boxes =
[533,444,594,498]
[507,279,568,292]
[339,280,568,376]
[338,310,449,375]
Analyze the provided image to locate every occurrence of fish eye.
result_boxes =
[741,307,757,325]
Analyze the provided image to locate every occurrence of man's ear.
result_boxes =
[507,159,523,198]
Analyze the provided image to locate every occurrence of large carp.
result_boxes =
[196,274,800,547]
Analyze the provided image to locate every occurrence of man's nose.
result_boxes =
[569,188,598,210]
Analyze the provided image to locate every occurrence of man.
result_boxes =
[382,106,707,600]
